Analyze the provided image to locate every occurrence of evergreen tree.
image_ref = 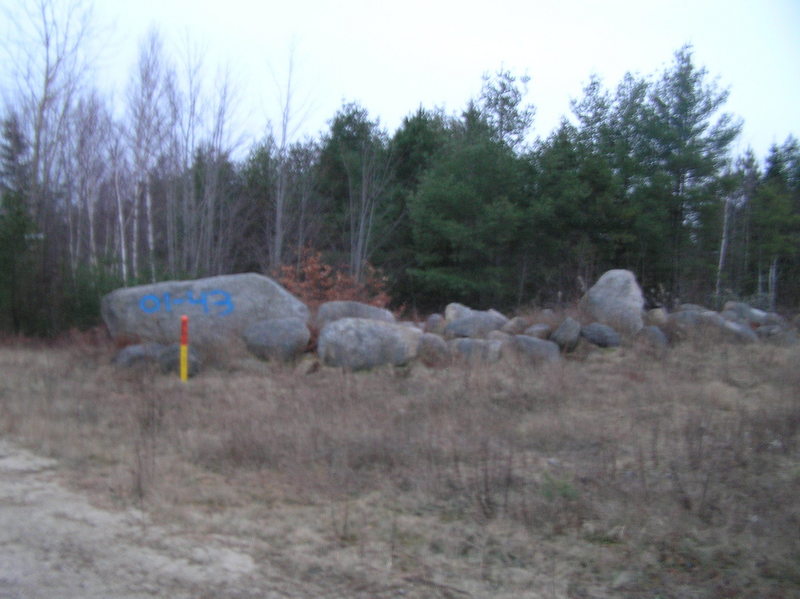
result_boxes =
[317,103,393,282]
[380,108,450,304]
[645,45,741,298]
[408,110,526,309]
[750,138,800,308]
[478,69,535,150]
[0,115,36,333]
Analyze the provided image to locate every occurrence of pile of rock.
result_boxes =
[101,270,797,375]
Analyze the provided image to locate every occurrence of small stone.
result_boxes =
[580,323,621,348]
[551,317,582,352]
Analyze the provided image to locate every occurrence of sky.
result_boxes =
[5,0,800,160]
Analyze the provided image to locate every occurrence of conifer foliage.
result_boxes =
[1,4,798,335]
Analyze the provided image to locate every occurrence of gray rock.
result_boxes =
[539,308,557,323]
[667,308,760,345]
[756,325,798,346]
[668,309,701,328]
[697,310,726,328]
[501,316,532,335]
[720,309,744,323]
[448,338,503,363]
[101,273,308,349]
[157,344,202,377]
[315,300,394,330]
[444,302,474,322]
[636,325,669,349]
[645,308,668,327]
[764,312,788,327]
[488,330,512,342]
[423,313,446,335]
[581,323,621,348]
[504,335,560,364]
[443,311,508,339]
[418,333,450,367]
[723,301,768,326]
[317,318,422,370]
[112,343,166,368]
[721,320,758,344]
[243,317,310,362]
[580,269,644,335]
[678,303,709,312]
[487,308,509,321]
[551,317,582,352]
[523,323,552,339]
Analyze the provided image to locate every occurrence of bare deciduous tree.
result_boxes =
[126,28,174,282]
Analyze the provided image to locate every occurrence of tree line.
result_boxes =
[1,0,798,335]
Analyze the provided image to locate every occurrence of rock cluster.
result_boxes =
[103,270,797,375]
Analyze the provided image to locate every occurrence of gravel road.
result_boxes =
[0,439,313,599]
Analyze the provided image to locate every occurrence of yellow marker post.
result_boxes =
[180,315,189,382]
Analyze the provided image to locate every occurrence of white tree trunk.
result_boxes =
[114,168,129,284]
[144,179,156,282]
[715,195,731,300]
[768,256,778,311]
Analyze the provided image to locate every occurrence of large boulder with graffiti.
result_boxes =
[101,273,309,349]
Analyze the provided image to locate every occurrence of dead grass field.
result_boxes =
[1,324,799,598]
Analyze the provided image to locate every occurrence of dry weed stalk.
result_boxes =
[0,332,798,597]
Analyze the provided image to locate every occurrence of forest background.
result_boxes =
[1,1,799,336]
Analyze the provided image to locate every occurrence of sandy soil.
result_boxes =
[0,439,320,599]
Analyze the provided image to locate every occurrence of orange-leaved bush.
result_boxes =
[278,247,391,313]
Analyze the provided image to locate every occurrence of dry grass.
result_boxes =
[1,327,799,598]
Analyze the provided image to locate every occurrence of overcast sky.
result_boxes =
[5,0,800,160]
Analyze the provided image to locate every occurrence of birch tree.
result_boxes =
[126,28,174,282]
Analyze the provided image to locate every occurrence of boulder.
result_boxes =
[157,344,202,377]
[697,310,726,328]
[636,325,669,350]
[723,301,768,326]
[764,312,788,327]
[645,308,668,327]
[523,323,552,339]
[580,269,644,335]
[501,316,532,335]
[488,308,510,321]
[538,308,557,323]
[487,330,512,342]
[720,320,758,344]
[756,325,798,346]
[243,317,310,362]
[112,343,166,368]
[580,323,621,348]
[443,311,508,339]
[677,303,709,312]
[317,318,422,370]
[418,333,450,367]
[315,300,394,330]
[444,302,474,322]
[551,317,582,352]
[503,335,560,364]
[720,309,744,323]
[101,273,309,349]
[448,338,503,364]
[424,313,446,335]
[668,309,701,328]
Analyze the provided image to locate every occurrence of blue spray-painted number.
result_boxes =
[138,290,234,316]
